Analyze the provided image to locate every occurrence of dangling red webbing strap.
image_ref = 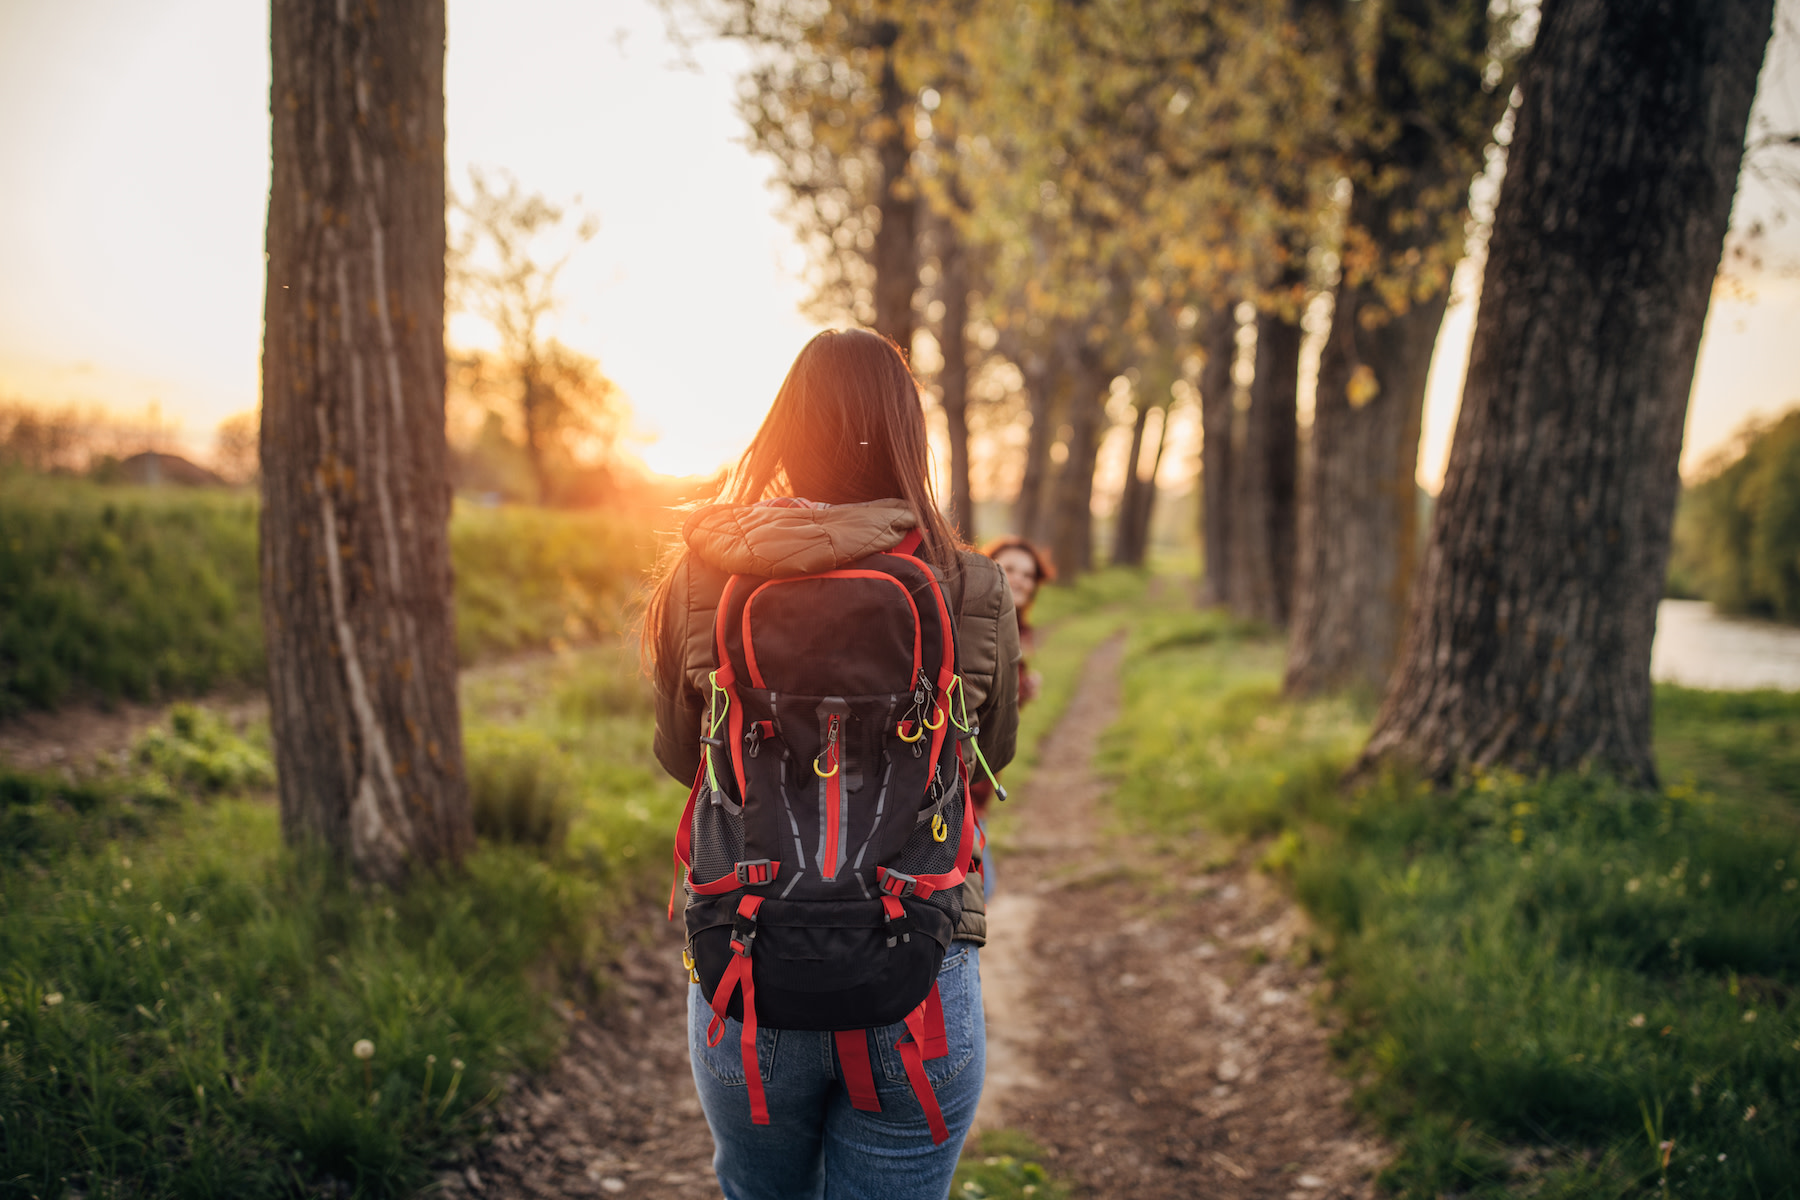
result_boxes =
[921,981,948,1060]
[894,528,923,556]
[706,895,770,1125]
[834,1029,883,1113]
[897,994,950,1145]
[669,767,706,919]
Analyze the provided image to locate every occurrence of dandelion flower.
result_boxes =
[120,878,132,892]
[353,1039,375,1060]
[44,992,64,1007]
[1629,1013,1647,1028]
[1743,1011,1757,1024]
[451,1058,465,1071]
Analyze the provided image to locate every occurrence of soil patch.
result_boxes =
[975,635,1387,1199]
[445,634,1385,1199]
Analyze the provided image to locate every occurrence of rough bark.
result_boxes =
[1048,354,1107,578]
[1285,0,1497,694]
[871,41,918,356]
[1112,399,1153,567]
[1013,345,1059,543]
[1197,304,1238,605]
[938,224,974,538]
[1226,304,1301,625]
[261,0,471,882]
[1363,0,1774,786]
[1285,281,1448,693]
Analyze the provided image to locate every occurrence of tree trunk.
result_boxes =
[1112,398,1152,567]
[871,43,918,356]
[1197,303,1238,605]
[1226,303,1301,625]
[1129,399,1172,560]
[938,223,974,538]
[261,0,471,882]
[1362,0,1774,786]
[1014,346,1058,542]
[1048,354,1107,578]
[1285,0,1498,694]
[1285,278,1448,693]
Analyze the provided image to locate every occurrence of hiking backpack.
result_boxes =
[668,528,1001,1142]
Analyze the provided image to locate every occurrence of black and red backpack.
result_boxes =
[668,527,1000,1143]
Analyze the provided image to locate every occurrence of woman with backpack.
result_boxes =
[644,328,1022,1200]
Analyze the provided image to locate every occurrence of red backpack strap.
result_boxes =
[706,895,770,1125]
[668,766,706,919]
[893,528,923,556]
[834,1029,883,1113]
[896,985,951,1144]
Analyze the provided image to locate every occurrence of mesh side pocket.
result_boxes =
[891,779,964,880]
[690,790,744,887]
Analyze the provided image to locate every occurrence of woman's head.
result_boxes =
[721,328,959,569]
[983,536,1054,614]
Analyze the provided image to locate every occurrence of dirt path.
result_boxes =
[438,924,720,1199]
[975,634,1385,1198]
[450,635,1383,1199]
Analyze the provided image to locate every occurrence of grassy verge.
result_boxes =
[1,642,682,1198]
[0,470,652,713]
[1106,608,1799,1199]
[949,572,1160,1200]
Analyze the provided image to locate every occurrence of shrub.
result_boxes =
[464,726,576,853]
[1671,407,1800,620]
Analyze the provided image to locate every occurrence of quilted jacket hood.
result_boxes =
[681,499,919,577]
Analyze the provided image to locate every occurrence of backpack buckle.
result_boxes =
[734,859,779,886]
[877,867,919,898]
[730,910,760,955]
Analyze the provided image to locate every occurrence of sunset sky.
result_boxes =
[1,0,1796,490]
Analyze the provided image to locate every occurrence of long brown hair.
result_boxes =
[642,329,962,674]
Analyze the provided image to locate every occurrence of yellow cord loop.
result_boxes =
[703,670,731,795]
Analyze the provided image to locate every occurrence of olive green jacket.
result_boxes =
[650,498,1020,944]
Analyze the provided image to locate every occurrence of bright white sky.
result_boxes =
[0,0,1795,487]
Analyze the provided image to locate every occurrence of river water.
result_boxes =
[1652,599,1800,691]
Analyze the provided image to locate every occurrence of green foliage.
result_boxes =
[464,727,576,853]
[952,1129,1072,1200]
[0,472,651,713]
[0,471,262,714]
[1109,621,1800,1199]
[0,707,268,867]
[448,501,650,663]
[1671,409,1800,621]
[2,643,685,1198]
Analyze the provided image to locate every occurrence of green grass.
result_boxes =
[1106,609,1800,1199]
[0,472,263,714]
[0,470,652,713]
[1,642,684,1199]
[952,1129,1072,1200]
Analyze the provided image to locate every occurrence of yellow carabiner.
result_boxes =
[923,705,946,731]
[814,754,840,779]
[681,948,700,984]
[897,720,925,743]
[931,813,948,843]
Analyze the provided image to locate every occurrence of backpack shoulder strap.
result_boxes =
[894,528,923,556]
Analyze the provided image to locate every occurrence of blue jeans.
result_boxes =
[688,945,985,1200]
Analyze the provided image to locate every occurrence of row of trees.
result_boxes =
[681,0,1777,788]
[257,0,1774,879]
[670,0,1526,684]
